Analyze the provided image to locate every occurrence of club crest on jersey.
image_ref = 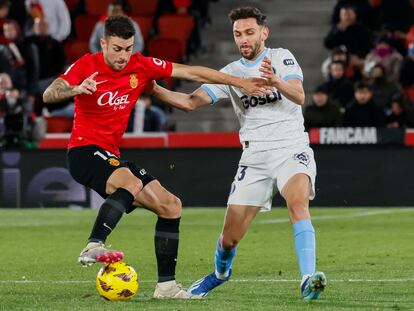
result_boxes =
[293,152,310,167]
[130,74,138,89]
[108,158,120,166]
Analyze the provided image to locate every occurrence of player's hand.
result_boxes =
[144,80,158,95]
[259,56,281,87]
[240,77,273,97]
[74,72,99,95]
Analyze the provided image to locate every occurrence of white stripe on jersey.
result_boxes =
[202,48,309,151]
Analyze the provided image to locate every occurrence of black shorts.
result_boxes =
[67,145,155,198]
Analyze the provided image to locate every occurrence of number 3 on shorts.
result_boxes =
[237,165,248,181]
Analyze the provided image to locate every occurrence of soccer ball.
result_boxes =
[96,261,139,301]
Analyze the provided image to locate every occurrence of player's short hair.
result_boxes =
[228,6,267,26]
[104,15,135,39]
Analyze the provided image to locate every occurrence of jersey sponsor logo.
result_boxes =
[283,59,295,66]
[97,91,130,107]
[240,91,282,109]
[108,158,120,166]
[152,58,167,69]
[130,74,138,89]
[293,152,310,167]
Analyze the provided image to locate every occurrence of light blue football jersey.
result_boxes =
[202,47,309,150]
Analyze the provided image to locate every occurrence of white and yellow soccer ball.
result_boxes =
[96,261,139,301]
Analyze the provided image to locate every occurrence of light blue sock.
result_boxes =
[214,236,236,279]
[293,219,316,277]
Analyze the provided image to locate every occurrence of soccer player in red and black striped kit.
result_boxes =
[43,15,268,299]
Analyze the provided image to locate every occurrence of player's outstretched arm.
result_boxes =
[151,81,211,112]
[43,72,99,103]
[259,56,305,106]
[171,63,269,97]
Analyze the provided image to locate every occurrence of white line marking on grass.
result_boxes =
[2,278,413,284]
[259,209,414,224]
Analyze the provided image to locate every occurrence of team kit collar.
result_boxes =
[240,47,269,67]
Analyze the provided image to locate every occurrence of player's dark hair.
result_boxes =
[104,15,135,39]
[228,6,267,26]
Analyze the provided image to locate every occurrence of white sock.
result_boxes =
[157,280,176,290]
[215,271,229,280]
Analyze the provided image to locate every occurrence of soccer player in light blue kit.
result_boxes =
[151,6,327,300]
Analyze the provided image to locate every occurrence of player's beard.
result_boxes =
[239,41,261,60]
[111,60,127,71]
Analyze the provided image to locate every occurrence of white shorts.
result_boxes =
[227,144,316,211]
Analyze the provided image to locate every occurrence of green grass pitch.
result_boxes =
[1,207,413,310]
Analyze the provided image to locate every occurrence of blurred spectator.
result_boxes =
[303,84,342,130]
[367,63,401,109]
[378,0,412,33]
[343,80,386,127]
[322,60,354,108]
[0,19,39,96]
[25,0,71,42]
[89,0,143,54]
[27,18,65,94]
[321,46,361,81]
[405,24,414,48]
[156,0,213,56]
[143,94,167,132]
[330,0,378,29]
[400,43,414,88]
[0,0,10,44]
[8,0,27,33]
[0,82,34,147]
[324,4,373,58]
[0,72,12,136]
[364,36,403,83]
[128,94,167,133]
[386,94,414,128]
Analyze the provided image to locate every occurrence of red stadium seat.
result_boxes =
[64,0,79,14]
[157,13,194,53]
[64,41,89,64]
[127,0,159,16]
[404,87,414,102]
[85,0,112,16]
[74,15,100,41]
[46,117,73,133]
[148,37,184,89]
[131,15,153,42]
[148,36,184,63]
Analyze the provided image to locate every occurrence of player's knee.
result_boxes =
[159,194,182,218]
[221,235,239,249]
[288,198,309,220]
[117,177,143,198]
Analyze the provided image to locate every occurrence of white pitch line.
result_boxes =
[1,278,413,284]
[259,208,414,224]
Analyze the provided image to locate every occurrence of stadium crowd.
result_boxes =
[1,0,414,148]
[305,0,414,130]
[0,0,216,147]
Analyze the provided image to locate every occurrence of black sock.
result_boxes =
[154,217,180,282]
[88,188,134,243]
